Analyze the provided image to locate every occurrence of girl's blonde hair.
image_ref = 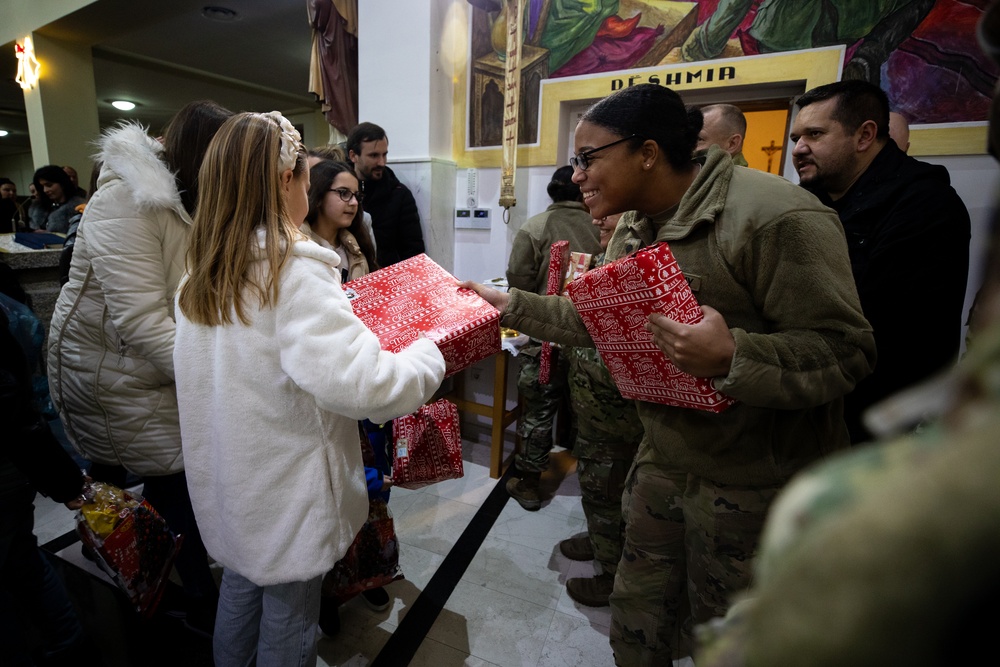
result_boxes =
[178,112,307,326]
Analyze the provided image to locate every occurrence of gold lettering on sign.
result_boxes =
[611,66,739,92]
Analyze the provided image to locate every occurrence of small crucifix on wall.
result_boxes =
[761,139,784,174]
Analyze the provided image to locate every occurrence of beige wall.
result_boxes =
[0,0,96,46]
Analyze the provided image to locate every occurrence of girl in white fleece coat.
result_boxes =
[173,112,445,667]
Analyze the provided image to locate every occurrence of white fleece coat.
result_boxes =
[47,122,190,475]
[173,234,446,586]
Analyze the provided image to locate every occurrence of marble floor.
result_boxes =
[32,434,621,666]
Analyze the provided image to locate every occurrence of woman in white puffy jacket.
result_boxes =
[47,101,233,630]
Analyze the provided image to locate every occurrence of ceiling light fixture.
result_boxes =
[15,36,41,90]
[202,6,240,22]
[111,100,137,111]
[0,130,9,137]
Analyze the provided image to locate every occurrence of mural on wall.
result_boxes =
[468,0,999,148]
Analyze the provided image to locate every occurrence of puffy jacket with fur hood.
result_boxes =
[48,122,191,476]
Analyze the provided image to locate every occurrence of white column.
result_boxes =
[357,0,457,271]
[23,32,101,178]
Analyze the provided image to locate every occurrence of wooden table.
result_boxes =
[448,351,520,478]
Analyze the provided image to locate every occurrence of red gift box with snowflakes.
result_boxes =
[344,254,500,377]
[566,242,736,412]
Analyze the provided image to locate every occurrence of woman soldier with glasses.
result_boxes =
[464,83,875,665]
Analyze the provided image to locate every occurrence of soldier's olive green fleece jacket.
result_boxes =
[504,148,876,486]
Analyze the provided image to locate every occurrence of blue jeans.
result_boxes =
[214,568,321,667]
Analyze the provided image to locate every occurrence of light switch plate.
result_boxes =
[455,208,490,229]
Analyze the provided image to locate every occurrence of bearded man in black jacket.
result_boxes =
[790,80,971,443]
[347,122,426,267]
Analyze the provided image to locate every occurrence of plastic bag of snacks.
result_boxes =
[76,481,182,616]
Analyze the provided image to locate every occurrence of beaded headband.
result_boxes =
[263,111,303,172]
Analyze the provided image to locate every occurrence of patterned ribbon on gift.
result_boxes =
[539,240,569,384]
[498,0,524,220]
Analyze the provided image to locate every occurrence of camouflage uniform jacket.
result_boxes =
[506,201,602,296]
[502,147,876,487]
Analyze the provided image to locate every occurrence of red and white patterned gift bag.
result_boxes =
[566,242,736,412]
[392,398,465,489]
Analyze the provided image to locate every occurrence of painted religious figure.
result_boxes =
[468,0,998,147]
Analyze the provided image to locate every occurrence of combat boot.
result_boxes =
[559,535,595,561]
[505,473,541,511]
[566,573,614,607]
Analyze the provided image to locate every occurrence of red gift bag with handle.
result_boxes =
[391,399,464,489]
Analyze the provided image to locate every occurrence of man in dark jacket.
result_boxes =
[346,122,425,267]
[791,80,971,443]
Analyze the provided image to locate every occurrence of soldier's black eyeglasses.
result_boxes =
[569,135,637,171]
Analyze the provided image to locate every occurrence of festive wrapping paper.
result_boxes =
[539,241,570,384]
[392,399,464,489]
[344,254,500,377]
[567,242,737,412]
[76,482,181,617]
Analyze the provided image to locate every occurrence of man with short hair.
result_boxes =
[62,165,87,198]
[346,122,425,267]
[0,178,26,232]
[791,80,971,443]
[888,111,911,153]
[695,103,748,166]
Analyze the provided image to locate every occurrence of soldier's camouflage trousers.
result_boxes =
[514,342,571,474]
[609,458,782,666]
[575,438,638,577]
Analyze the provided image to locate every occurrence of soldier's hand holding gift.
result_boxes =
[646,305,735,378]
[459,280,510,314]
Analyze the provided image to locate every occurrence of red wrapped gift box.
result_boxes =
[344,254,500,377]
[566,242,736,412]
[539,241,570,384]
[392,399,465,489]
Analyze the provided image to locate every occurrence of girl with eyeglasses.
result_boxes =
[464,83,875,665]
[303,160,378,282]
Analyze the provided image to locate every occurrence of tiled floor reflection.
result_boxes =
[317,440,614,666]
[33,435,616,666]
